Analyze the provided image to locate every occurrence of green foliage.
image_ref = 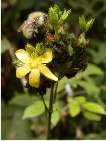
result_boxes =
[67,96,106,121]
[48,5,59,27]
[89,40,106,64]
[79,16,94,32]
[25,44,36,55]
[25,43,45,56]
[57,63,103,94]
[1,38,11,53]
[51,101,62,127]
[9,94,39,107]
[59,10,71,25]
[83,111,101,121]
[48,4,71,29]
[78,80,100,94]
[51,110,60,127]
[82,102,106,115]
[1,101,33,140]
[23,100,47,119]
[74,96,86,104]
[68,97,81,117]
[35,43,45,55]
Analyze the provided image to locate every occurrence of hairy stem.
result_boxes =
[47,82,54,139]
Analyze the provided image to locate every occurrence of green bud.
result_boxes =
[25,44,36,55]
[36,43,45,55]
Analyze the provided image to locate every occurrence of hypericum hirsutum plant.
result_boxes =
[15,4,94,139]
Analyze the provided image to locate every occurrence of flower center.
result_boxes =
[30,59,40,69]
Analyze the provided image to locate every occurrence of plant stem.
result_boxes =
[47,82,54,139]
[41,95,49,112]
[53,82,58,103]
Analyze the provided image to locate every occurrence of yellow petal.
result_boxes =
[38,49,53,63]
[16,66,30,78]
[39,64,58,81]
[15,49,30,64]
[29,69,40,88]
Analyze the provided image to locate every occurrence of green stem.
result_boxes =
[47,82,54,139]
[53,82,58,103]
[41,95,49,112]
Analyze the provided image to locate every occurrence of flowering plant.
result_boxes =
[15,4,94,139]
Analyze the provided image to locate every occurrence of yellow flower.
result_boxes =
[15,48,58,88]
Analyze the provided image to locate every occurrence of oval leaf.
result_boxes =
[23,100,45,119]
[68,97,80,117]
[83,111,101,121]
[51,110,60,128]
[82,102,106,115]
[75,96,86,104]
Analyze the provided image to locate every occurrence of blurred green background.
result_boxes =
[1,0,106,139]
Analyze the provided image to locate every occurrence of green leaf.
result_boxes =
[79,16,94,32]
[83,111,101,121]
[75,96,86,104]
[57,77,69,93]
[25,43,36,55]
[51,110,60,128]
[79,16,86,32]
[23,100,45,119]
[75,64,103,79]
[82,102,106,115]
[48,7,59,26]
[53,4,60,14]
[83,64,103,76]
[86,18,94,32]
[36,43,45,55]
[51,101,62,127]
[78,80,100,94]
[59,10,71,25]
[68,97,80,117]
[9,94,38,107]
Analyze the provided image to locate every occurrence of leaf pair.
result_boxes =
[79,16,94,33]
[68,96,106,121]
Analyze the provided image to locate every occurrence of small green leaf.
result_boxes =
[82,102,106,115]
[36,43,45,55]
[86,18,94,32]
[79,16,94,32]
[48,7,59,26]
[53,4,60,14]
[23,100,45,119]
[83,111,101,121]
[59,10,71,25]
[79,16,86,32]
[68,97,80,117]
[25,43,36,54]
[75,96,86,104]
